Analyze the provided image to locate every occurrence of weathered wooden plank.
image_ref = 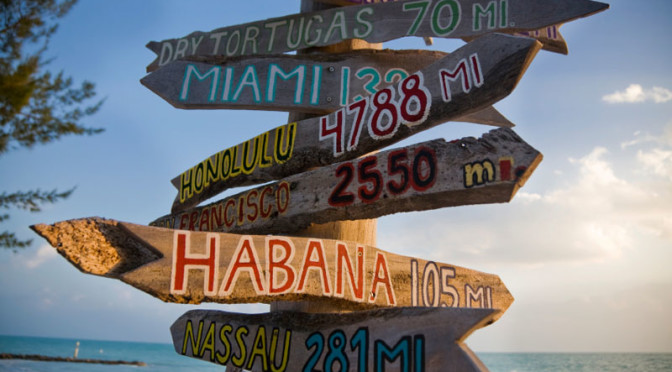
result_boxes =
[470,23,568,54]
[317,0,570,53]
[141,49,511,127]
[513,24,567,54]
[152,127,542,235]
[31,219,514,314]
[171,307,497,371]
[145,0,608,72]
[167,33,539,213]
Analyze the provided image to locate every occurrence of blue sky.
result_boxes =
[1,0,671,353]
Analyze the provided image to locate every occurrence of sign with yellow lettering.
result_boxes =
[171,307,497,372]
[151,128,542,236]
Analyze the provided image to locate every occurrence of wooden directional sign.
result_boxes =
[141,49,511,127]
[31,218,514,314]
[145,0,608,72]
[513,24,567,54]
[316,0,571,54]
[153,127,542,236]
[167,33,539,213]
[171,307,497,371]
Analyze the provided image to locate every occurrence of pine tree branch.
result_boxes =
[0,188,75,212]
[0,231,32,250]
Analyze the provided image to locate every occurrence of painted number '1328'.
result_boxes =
[328,147,437,207]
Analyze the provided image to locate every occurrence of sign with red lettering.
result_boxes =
[151,127,542,236]
[31,218,514,315]
[141,49,511,127]
[145,0,608,72]
[512,24,568,54]
[171,307,497,371]
[167,33,539,213]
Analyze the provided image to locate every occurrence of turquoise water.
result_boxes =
[1,335,671,371]
[0,335,219,372]
[479,352,672,372]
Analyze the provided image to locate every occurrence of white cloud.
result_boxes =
[637,148,672,181]
[621,122,672,149]
[514,191,542,204]
[380,138,672,267]
[24,245,58,269]
[602,84,672,104]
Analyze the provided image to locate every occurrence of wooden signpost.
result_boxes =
[31,218,514,314]
[166,33,540,213]
[145,0,608,72]
[171,307,497,371]
[29,1,609,370]
[141,49,512,128]
[151,127,542,235]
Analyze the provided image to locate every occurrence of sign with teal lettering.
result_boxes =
[171,307,498,371]
[141,49,509,126]
[145,0,608,72]
[166,34,539,213]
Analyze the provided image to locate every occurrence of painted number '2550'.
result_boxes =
[328,147,437,207]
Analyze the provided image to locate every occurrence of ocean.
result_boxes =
[1,335,670,371]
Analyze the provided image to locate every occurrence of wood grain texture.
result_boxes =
[145,0,608,72]
[171,307,497,371]
[141,49,511,126]
[468,23,568,54]
[152,127,542,236]
[271,0,381,317]
[30,219,514,315]
[167,33,539,213]
[316,0,572,54]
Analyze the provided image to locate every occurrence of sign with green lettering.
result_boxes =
[317,0,571,54]
[145,0,608,72]
[171,307,497,372]
[166,34,539,213]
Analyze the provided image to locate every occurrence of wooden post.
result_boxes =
[271,0,380,314]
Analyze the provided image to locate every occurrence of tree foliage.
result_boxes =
[0,0,104,249]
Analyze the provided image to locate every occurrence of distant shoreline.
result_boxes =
[0,353,146,366]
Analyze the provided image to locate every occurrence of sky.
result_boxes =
[0,0,671,354]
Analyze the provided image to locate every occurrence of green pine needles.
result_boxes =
[1,0,104,249]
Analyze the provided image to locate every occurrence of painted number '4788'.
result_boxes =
[319,73,431,157]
